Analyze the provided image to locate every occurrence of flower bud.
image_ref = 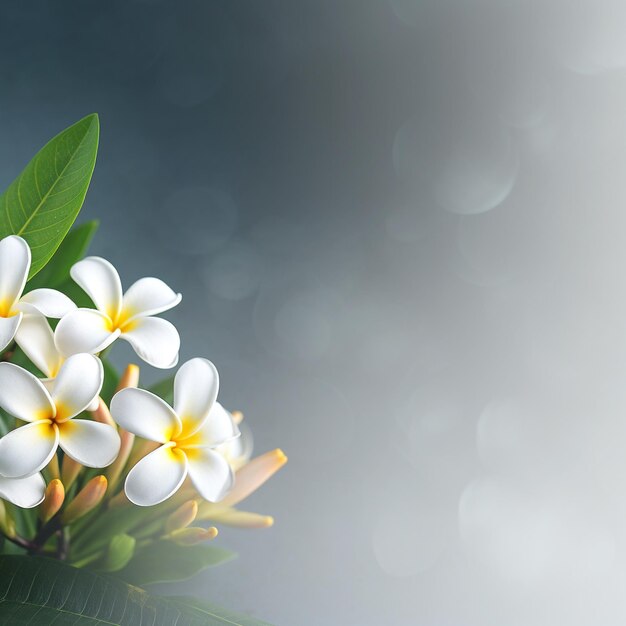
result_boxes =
[61,456,82,490]
[169,526,218,546]
[90,397,116,428]
[165,500,198,534]
[220,448,287,507]
[102,533,136,572]
[0,500,16,538]
[108,489,130,508]
[203,508,274,529]
[45,454,60,481]
[116,364,140,391]
[106,428,135,489]
[126,440,160,472]
[39,479,65,523]
[62,476,107,524]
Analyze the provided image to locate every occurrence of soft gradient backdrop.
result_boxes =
[3,1,626,624]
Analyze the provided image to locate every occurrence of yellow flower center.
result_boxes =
[163,441,188,462]
[167,428,203,460]
[0,298,18,318]
[106,307,139,333]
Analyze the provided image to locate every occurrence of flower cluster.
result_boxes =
[0,234,285,564]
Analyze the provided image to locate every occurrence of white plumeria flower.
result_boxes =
[0,473,45,508]
[54,257,182,369]
[0,354,121,479]
[15,314,100,411]
[110,358,239,506]
[0,235,76,352]
[217,419,253,471]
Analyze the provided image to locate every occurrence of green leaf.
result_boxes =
[0,555,272,625]
[118,540,235,585]
[0,114,99,279]
[25,219,99,291]
[169,597,274,626]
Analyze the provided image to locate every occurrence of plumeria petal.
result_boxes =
[110,388,181,443]
[54,308,119,357]
[174,358,219,438]
[120,317,180,369]
[0,362,55,422]
[15,314,63,378]
[0,473,46,508]
[0,421,58,478]
[122,277,182,321]
[0,236,29,313]
[0,312,22,352]
[17,289,76,318]
[49,353,103,421]
[180,402,239,449]
[58,419,120,467]
[125,444,188,506]
[186,448,233,502]
[71,256,123,320]
[217,419,253,470]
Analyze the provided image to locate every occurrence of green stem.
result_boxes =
[2,532,34,551]
[29,517,61,554]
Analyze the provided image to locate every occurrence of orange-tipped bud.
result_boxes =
[62,475,107,524]
[220,448,287,507]
[231,410,244,425]
[45,454,60,480]
[126,440,159,471]
[0,500,16,538]
[106,429,135,489]
[169,526,218,546]
[61,456,83,489]
[90,397,116,428]
[202,508,274,529]
[165,500,198,534]
[108,489,131,509]
[39,479,65,523]
[116,364,140,391]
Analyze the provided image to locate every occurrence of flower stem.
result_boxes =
[29,517,62,555]
[2,532,34,551]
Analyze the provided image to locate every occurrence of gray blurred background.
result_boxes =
[3,1,626,624]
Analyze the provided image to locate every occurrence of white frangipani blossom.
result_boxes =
[0,473,45,508]
[0,235,76,352]
[15,314,101,411]
[110,358,239,506]
[54,257,182,369]
[15,314,64,379]
[0,353,120,478]
[217,418,253,471]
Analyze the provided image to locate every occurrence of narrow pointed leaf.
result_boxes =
[169,597,274,626]
[0,114,99,278]
[26,219,99,290]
